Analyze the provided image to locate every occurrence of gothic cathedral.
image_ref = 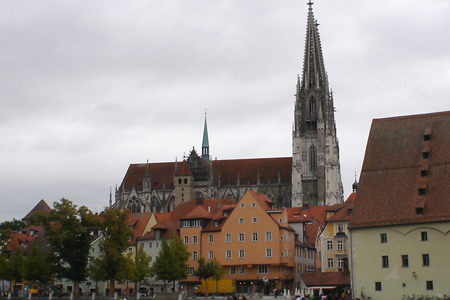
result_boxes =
[113,3,343,213]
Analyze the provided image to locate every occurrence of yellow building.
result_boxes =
[349,111,450,300]
[319,193,355,273]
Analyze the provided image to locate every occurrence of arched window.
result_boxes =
[309,145,317,173]
[127,197,141,213]
[309,98,316,117]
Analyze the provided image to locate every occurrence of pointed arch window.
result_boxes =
[309,98,316,117]
[309,145,317,173]
[128,197,142,213]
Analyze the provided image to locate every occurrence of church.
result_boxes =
[113,3,344,213]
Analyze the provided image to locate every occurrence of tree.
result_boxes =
[151,236,191,292]
[23,244,55,293]
[89,208,132,296]
[170,235,190,284]
[35,198,99,297]
[193,257,215,297]
[131,246,152,293]
[211,258,225,296]
[151,239,178,290]
[0,254,9,295]
[7,248,25,296]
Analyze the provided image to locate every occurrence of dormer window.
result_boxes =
[418,188,426,196]
[223,211,228,217]
[155,230,161,239]
[422,152,430,159]
[348,209,353,216]
[423,128,432,141]
[214,221,219,227]
[416,207,424,215]
[421,170,428,178]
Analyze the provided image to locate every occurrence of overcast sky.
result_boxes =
[1,0,449,222]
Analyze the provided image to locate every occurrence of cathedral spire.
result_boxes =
[291,2,343,207]
[301,1,328,91]
[202,110,210,163]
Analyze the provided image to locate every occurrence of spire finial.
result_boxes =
[307,1,314,9]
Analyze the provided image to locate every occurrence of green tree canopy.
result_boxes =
[35,198,99,297]
[131,246,152,292]
[151,239,178,289]
[23,244,55,286]
[151,236,191,291]
[7,247,25,296]
[194,256,221,297]
[89,208,132,296]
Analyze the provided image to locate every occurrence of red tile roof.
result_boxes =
[287,206,329,227]
[326,193,355,222]
[301,272,350,286]
[350,111,450,229]
[128,212,152,245]
[174,160,192,176]
[120,157,292,191]
[22,200,51,221]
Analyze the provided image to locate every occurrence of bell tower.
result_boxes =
[292,2,343,207]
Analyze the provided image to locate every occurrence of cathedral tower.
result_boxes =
[292,2,344,207]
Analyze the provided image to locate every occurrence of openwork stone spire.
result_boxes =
[292,2,343,207]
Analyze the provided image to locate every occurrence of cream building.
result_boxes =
[319,192,355,273]
[349,111,450,300]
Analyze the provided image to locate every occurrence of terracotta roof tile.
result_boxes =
[120,157,292,191]
[301,272,350,286]
[22,200,51,221]
[128,212,152,245]
[350,111,450,229]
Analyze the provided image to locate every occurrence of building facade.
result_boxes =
[349,111,450,299]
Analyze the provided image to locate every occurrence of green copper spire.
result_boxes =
[202,111,209,163]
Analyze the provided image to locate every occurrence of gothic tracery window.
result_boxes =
[127,197,142,213]
[309,145,317,173]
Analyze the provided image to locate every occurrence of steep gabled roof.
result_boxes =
[22,199,51,221]
[128,212,152,245]
[120,157,293,192]
[350,111,450,229]
[174,160,192,176]
[246,190,273,211]
[182,205,212,220]
[326,193,355,222]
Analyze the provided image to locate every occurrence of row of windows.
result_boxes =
[375,281,434,291]
[181,219,202,228]
[327,258,345,269]
[238,217,259,224]
[295,247,315,259]
[194,248,293,260]
[382,254,430,268]
[188,265,270,276]
[138,242,160,249]
[326,240,345,251]
[184,232,276,244]
[239,202,257,208]
[380,231,428,243]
